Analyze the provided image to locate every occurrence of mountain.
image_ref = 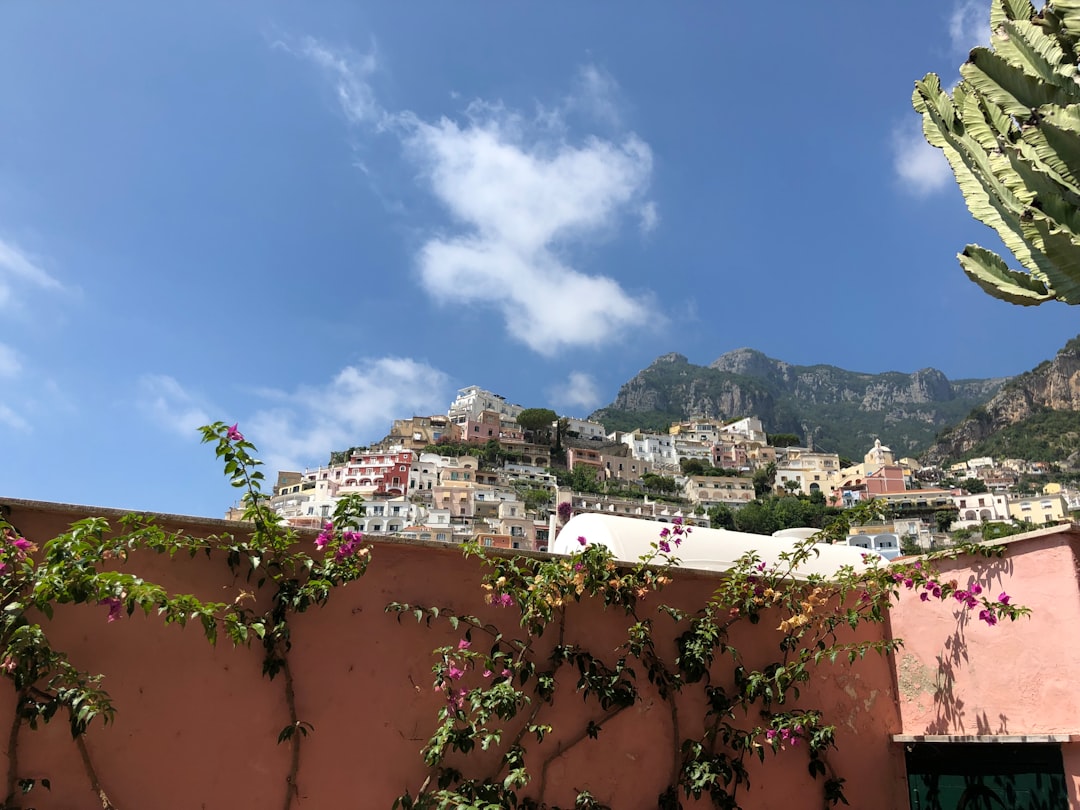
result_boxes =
[590,350,1008,462]
[921,336,1080,465]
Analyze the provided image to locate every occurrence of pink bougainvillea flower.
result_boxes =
[457,639,471,650]
[11,537,31,552]
[577,535,587,546]
[978,609,998,626]
[447,665,464,681]
[659,527,671,539]
[658,540,671,554]
[226,423,244,442]
[100,596,123,623]
[998,593,1010,605]
[482,669,492,678]
[494,593,514,608]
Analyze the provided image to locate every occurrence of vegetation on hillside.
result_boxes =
[591,353,1000,461]
[958,409,1080,463]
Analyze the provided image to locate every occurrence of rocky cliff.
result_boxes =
[922,336,1080,464]
[591,350,1007,461]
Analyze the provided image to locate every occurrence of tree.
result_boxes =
[732,500,778,535]
[769,433,801,448]
[516,408,558,442]
[569,464,602,494]
[900,534,922,556]
[962,477,989,494]
[707,504,735,530]
[679,458,706,476]
[934,509,957,534]
[914,0,1080,306]
[522,488,552,513]
[753,462,776,499]
[642,472,679,495]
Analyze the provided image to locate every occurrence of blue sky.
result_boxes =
[2,1,1078,517]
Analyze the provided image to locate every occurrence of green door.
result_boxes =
[906,743,1067,810]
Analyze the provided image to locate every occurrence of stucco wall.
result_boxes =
[0,499,906,809]
[890,529,1080,737]
[890,527,1080,809]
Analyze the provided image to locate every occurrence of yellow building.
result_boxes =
[1008,494,1068,525]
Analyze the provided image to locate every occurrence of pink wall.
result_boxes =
[890,527,1080,808]
[0,499,906,809]
[890,529,1080,736]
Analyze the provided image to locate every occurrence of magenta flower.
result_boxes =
[970,583,982,595]
[919,593,930,602]
[577,535,587,546]
[482,669,492,678]
[457,639,471,650]
[226,423,244,442]
[658,540,671,554]
[672,517,683,526]
[998,593,1011,605]
[447,665,464,681]
[494,593,514,608]
[765,729,777,741]
[978,609,998,627]
[11,538,31,552]
[659,527,671,539]
[100,596,123,623]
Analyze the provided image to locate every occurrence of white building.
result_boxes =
[448,386,524,422]
[561,417,607,441]
[619,430,679,470]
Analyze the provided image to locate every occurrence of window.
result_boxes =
[436,533,447,542]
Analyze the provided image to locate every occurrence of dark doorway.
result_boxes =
[905,742,1067,809]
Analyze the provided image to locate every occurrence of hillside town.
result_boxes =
[232,384,1078,555]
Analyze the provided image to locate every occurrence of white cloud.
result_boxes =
[639,201,659,234]
[549,371,602,413]
[565,64,622,127]
[0,343,20,378]
[137,375,213,439]
[276,36,384,126]
[950,0,987,56]
[893,125,952,196]
[0,404,29,433]
[247,357,451,472]
[0,237,63,308]
[407,107,655,355]
[290,41,657,355]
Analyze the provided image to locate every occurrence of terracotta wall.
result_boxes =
[0,499,906,809]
